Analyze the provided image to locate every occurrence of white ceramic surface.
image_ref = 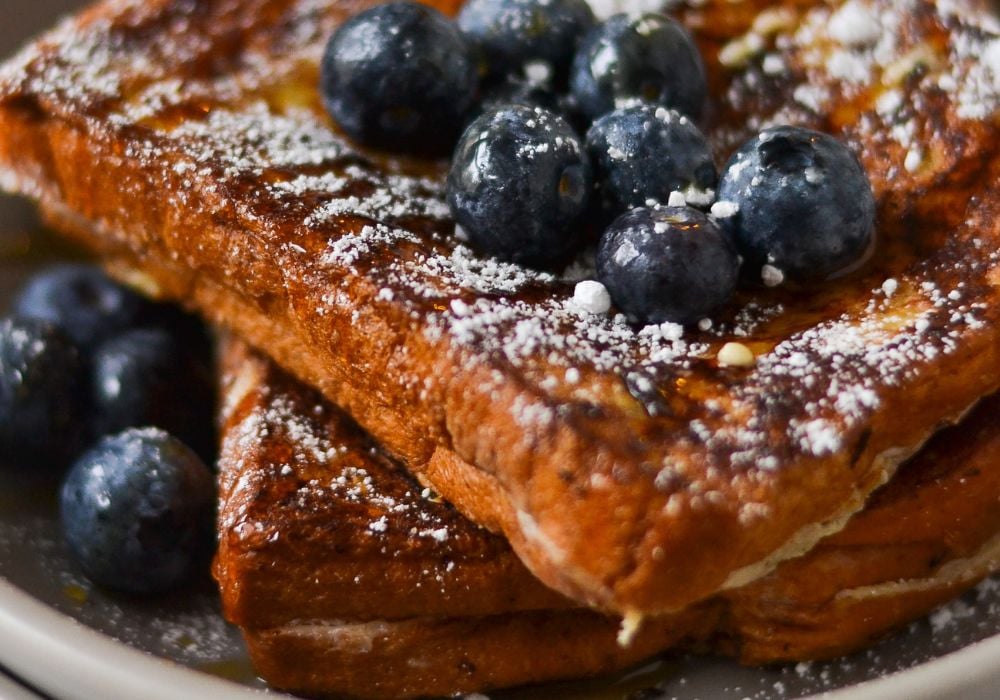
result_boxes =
[0,581,264,700]
[0,663,46,700]
[0,2,998,699]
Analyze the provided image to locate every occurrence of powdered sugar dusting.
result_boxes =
[430,295,711,373]
[0,515,242,669]
[220,377,462,547]
[3,0,1000,550]
[710,0,1000,179]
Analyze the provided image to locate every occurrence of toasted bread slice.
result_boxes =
[217,336,1000,697]
[239,610,712,700]
[727,389,1000,662]
[214,335,569,627]
[2,0,1000,617]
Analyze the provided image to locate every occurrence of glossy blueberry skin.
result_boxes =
[91,328,215,462]
[597,206,739,324]
[60,428,214,594]
[13,265,147,356]
[586,105,716,215]
[320,1,478,155]
[0,317,82,466]
[569,13,707,122]
[458,0,594,83]
[717,126,876,284]
[447,105,592,269]
[477,74,562,115]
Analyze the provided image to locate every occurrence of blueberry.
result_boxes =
[320,1,478,155]
[717,126,876,284]
[475,75,590,135]
[458,0,594,83]
[447,105,592,269]
[596,206,738,324]
[142,303,215,374]
[569,13,707,122]
[60,428,214,594]
[13,264,147,355]
[91,328,215,461]
[477,74,562,115]
[586,104,716,215]
[0,317,82,466]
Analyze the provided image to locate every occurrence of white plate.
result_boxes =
[0,2,999,699]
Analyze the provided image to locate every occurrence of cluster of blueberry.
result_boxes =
[0,266,215,594]
[321,0,877,325]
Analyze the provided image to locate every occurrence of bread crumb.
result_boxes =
[617,610,644,647]
[718,342,756,368]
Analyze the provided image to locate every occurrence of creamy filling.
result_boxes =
[720,398,982,597]
[719,434,940,594]
[279,620,392,652]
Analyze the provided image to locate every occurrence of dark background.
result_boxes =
[6,1,86,53]
[2,1,86,236]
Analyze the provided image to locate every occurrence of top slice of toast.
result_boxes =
[1,0,1000,616]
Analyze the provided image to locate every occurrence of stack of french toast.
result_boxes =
[0,0,999,697]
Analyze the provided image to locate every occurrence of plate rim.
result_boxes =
[0,573,998,700]
[0,578,271,700]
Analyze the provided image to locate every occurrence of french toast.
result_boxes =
[1,0,1000,619]
[217,336,1000,698]
[215,336,718,698]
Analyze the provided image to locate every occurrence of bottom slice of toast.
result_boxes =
[214,337,718,699]
[215,337,1000,699]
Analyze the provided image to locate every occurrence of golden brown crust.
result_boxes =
[242,607,715,700]
[214,337,1000,698]
[725,386,1000,662]
[2,0,1000,616]
[214,337,721,697]
[213,336,569,627]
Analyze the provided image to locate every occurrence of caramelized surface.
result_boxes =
[215,337,1000,697]
[1,0,999,613]
[214,336,569,626]
[215,338,718,698]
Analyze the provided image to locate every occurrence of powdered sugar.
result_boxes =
[710,0,1000,182]
[0,514,243,669]
[3,0,1000,541]
[573,280,612,314]
[828,1,883,47]
[220,372,466,547]
[1,1,1000,694]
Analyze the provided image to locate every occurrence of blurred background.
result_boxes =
[6,0,86,52]
[1,0,87,297]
